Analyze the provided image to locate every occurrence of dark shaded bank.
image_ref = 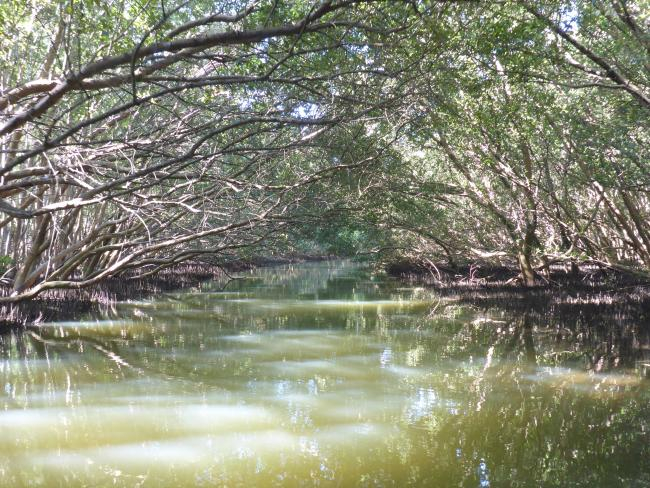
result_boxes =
[384,259,650,314]
[0,255,335,332]
[385,259,648,287]
[0,263,225,331]
[385,259,650,297]
[386,259,650,375]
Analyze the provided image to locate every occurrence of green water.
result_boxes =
[1,261,649,487]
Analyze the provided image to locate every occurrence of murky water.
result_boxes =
[1,261,649,487]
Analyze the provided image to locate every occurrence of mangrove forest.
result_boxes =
[0,0,649,486]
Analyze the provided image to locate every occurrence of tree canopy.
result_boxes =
[0,0,648,301]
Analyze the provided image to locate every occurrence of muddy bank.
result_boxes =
[0,262,224,331]
[383,259,650,317]
[385,259,650,373]
[0,255,336,331]
[384,258,650,291]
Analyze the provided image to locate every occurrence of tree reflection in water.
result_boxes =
[0,262,648,487]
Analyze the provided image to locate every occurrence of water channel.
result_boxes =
[1,261,649,487]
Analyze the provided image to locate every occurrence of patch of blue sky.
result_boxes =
[559,1,579,33]
[293,102,322,119]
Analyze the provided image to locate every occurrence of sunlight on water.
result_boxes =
[0,261,648,487]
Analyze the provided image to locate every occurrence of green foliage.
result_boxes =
[312,226,370,256]
[0,255,13,275]
[1,0,649,298]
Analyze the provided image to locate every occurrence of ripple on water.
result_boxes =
[220,298,430,309]
[261,358,376,380]
[37,320,134,329]
[314,422,394,447]
[523,367,643,394]
[0,403,283,455]
[2,261,647,487]
[28,430,298,470]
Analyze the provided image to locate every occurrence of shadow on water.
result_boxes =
[434,283,650,375]
[0,260,649,487]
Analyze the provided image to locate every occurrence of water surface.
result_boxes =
[1,261,649,487]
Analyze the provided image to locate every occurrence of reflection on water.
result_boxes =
[1,261,649,487]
